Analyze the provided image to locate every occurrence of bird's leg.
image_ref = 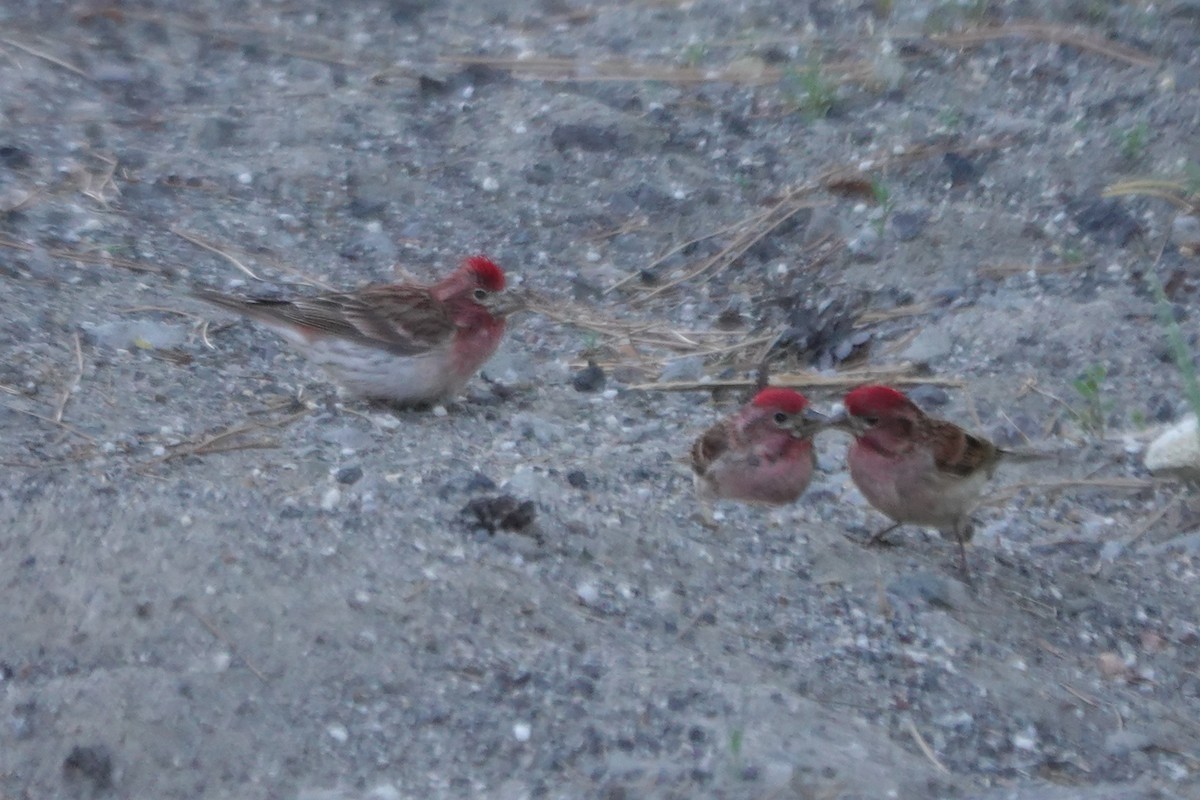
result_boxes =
[867,521,902,546]
[953,520,975,586]
[692,499,720,531]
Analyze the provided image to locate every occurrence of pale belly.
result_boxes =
[848,444,985,534]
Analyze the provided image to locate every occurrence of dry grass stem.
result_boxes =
[0,233,167,275]
[172,227,263,281]
[3,404,97,445]
[113,9,365,68]
[1104,180,1200,213]
[139,409,310,470]
[53,333,84,426]
[438,54,872,87]
[631,367,962,394]
[978,477,1158,509]
[527,296,759,366]
[1060,683,1102,708]
[857,303,936,325]
[74,153,121,207]
[119,306,207,320]
[182,601,270,683]
[976,261,1091,279]
[610,142,1011,303]
[0,35,88,77]
[922,22,1158,68]
[172,228,334,288]
[633,196,827,303]
[905,719,951,774]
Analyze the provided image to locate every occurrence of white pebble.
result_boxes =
[366,785,402,800]
[512,722,531,742]
[1144,414,1200,475]
[373,414,402,430]
[432,405,448,417]
[576,582,600,606]
[320,487,342,511]
[237,172,253,185]
[481,176,499,192]
[1012,727,1038,751]
[327,723,349,743]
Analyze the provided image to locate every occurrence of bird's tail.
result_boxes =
[998,445,1067,463]
[191,287,256,315]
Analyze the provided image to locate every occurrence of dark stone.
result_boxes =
[193,116,239,149]
[390,0,432,24]
[418,74,450,96]
[891,209,930,241]
[335,466,363,485]
[907,384,950,407]
[522,162,554,186]
[566,470,589,489]
[462,494,537,534]
[62,745,114,793]
[943,152,980,186]
[572,362,606,393]
[1073,198,1143,246]
[346,168,391,219]
[279,505,304,519]
[0,145,32,169]
[551,123,621,152]
[464,472,498,492]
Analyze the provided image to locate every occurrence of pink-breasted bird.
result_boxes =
[828,384,1006,574]
[691,387,826,506]
[194,255,521,405]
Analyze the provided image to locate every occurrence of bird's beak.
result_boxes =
[788,406,831,439]
[485,290,529,317]
[826,407,868,436]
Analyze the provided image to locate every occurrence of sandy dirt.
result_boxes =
[1,1,1198,798]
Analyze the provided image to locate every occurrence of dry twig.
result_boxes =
[631,367,962,394]
[905,719,951,774]
[53,333,84,425]
[172,227,263,281]
[2,404,97,445]
[921,22,1158,68]
[0,233,167,275]
[138,409,310,470]
[182,600,269,683]
[0,35,88,77]
[977,477,1158,509]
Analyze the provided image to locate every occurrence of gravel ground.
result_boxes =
[2,1,1199,798]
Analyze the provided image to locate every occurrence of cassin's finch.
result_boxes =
[194,255,519,405]
[691,387,825,506]
[830,384,1009,573]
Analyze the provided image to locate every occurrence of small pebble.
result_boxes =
[576,582,600,606]
[320,487,342,511]
[572,362,606,393]
[512,722,531,742]
[336,465,364,485]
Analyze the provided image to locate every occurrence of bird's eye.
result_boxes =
[773,411,788,424]
[863,415,880,426]
[473,288,488,301]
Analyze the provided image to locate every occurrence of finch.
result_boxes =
[194,255,521,405]
[829,384,1008,575]
[691,387,826,506]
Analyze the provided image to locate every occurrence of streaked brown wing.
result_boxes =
[195,285,455,356]
[336,285,456,354]
[929,418,999,478]
[691,422,730,476]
